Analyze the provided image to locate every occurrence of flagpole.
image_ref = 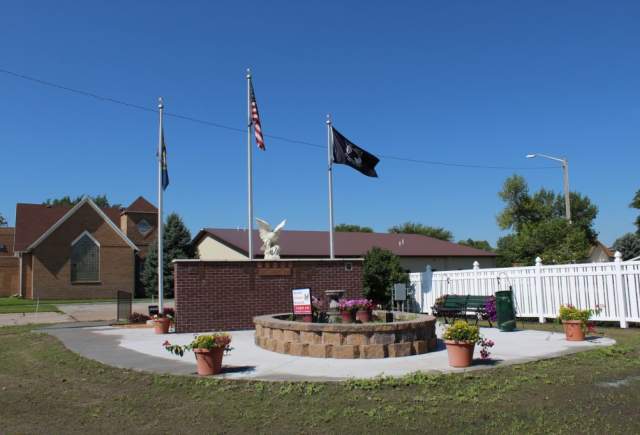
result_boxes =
[157,97,164,313]
[246,69,254,261]
[327,114,335,259]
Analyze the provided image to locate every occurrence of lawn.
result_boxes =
[0,297,169,314]
[0,323,639,434]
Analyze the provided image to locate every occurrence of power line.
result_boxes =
[0,67,555,170]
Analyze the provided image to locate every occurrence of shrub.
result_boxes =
[558,304,598,323]
[163,333,232,357]
[363,247,409,305]
[128,312,150,324]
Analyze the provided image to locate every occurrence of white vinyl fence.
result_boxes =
[410,252,640,328]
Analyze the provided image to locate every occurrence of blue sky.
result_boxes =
[1,1,639,246]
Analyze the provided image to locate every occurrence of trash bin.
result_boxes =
[495,289,516,332]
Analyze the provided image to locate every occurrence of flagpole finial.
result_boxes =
[246,68,251,79]
[158,97,164,110]
[326,114,331,125]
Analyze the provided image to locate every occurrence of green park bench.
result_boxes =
[431,294,493,326]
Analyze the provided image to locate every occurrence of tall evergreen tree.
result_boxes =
[0,213,6,227]
[142,213,196,298]
[631,189,640,234]
[363,247,409,305]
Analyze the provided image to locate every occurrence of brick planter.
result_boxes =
[254,311,437,359]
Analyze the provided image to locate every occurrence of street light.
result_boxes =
[526,153,571,223]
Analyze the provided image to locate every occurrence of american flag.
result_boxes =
[249,79,265,150]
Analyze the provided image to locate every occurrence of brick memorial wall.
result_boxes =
[173,259,363,333]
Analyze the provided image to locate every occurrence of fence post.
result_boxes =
[614,251,628,328]
[473,261,480,294]
[535,257,545,323]
[423,265,432,314]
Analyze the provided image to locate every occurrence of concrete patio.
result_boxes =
[43,322,616,381]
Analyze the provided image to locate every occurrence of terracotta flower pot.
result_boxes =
[193,347,225,376]
[355,310,371,323]
[444,340,476,368]
[340,311,354,323]
[562,320,585,341]
[153,317,171,334]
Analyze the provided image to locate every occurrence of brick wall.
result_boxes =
[0,257,19,297]
[174,259,363,332]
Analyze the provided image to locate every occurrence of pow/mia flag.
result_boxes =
[331,127,379,177]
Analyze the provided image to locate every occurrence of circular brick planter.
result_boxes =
[253,311,437,359]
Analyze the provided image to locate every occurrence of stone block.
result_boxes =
[399,331,416,342]
[359,344,386,359]
[300,331,321,344]
[255,324,263,337]
[265,338,278,352]
[332,345,359,359]
[412,340,428,355]
[322,332,343,345]
[288,342,309,356]
[370,332,396,345]
[387,342,412,357]
[271,328,284,341]
[307,343,332,358]
[344,333,369,346]
[283,329,300,343]
[275,340,290,354]
[262,327,272,338]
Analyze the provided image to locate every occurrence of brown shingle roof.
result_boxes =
[14,203,121,252]
[125,196,157,214]
[197,228,497,259]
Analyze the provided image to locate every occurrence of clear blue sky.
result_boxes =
[1,1,639,247]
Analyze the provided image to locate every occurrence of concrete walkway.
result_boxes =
[44,323,616,381]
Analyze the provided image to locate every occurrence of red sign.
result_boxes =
[292,288,312,315]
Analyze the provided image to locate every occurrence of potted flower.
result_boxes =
[164,333,232,376]
[442,320,494,368]
[152,308,174,334]
[338,299,355,323]
[352,299,374,323]
[558,304,600,341]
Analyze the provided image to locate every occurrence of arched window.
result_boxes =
[70,232,100,282]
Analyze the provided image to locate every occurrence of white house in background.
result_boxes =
[191,228,497,272]
[587,241,615,263]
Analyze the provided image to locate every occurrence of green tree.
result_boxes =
[0,213,6,227]
[363,247,409,305]
[496,175,598,264]
[388,222,453,242]
[43,194,120,208]
[142,213,196,298]
[631,190,640,234]
[612,233,640,261]
[334,224,373,233]
[458,239,493,252]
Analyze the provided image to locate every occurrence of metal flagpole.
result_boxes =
[327,114,335,259]
[157,97,164,313]
[246,69,254,260]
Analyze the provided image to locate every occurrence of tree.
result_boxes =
[43,194,120,208]
[0,213,6,227]
[141,213,196,298]
[334,224,373,233]
[458,239,493,252]
[363,247,409,305]
[388,222,453,242]
[631,190,640,234]
[612,233,640,261]
[496,175,598,265]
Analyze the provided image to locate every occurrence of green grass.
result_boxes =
[0,323,639,434]
[0,297,173,314]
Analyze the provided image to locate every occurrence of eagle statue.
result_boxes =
[255,218,287,260]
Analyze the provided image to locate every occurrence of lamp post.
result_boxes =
[526,153,571,223]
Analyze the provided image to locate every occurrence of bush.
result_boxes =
[363,247,409,305]
[128,312,150,324]
[558,305,597,323]
[612,233,640,261]
[442,320,480,343]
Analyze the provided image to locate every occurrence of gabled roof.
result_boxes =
[14,197,138,252]
[194,228,497,259]
[124,196,157,214]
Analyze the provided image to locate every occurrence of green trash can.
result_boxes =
[495,289,516,332]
